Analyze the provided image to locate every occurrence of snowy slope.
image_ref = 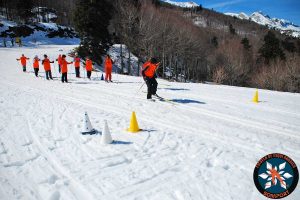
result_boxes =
[0,45,300,200]
[0,16,79,46]
[225,11,300,38]
[162,0,199,8]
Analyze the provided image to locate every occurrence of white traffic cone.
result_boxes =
[81,112,96,135]
[101,120,113,144]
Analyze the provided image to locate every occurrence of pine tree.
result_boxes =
[229,24,235,35]
[259,31,285,63]
[281,38,296,53]
[241,37,251,50]
[73,0,113,64]
[16,0,34,23]
[211,36,218,48]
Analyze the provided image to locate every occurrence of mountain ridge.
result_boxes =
[162,0,199,8]
[225,11,300,38]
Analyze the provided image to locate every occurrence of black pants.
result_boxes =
[34,68,39,77]
[46,70,53,80]
[22,66,26,72]
[58,65,61,73]
[87,71,92,79]
[61,72,68,82]
[75,67,80,77]
[145,77,158,99]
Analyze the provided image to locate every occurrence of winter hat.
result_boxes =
[150,57,158,64]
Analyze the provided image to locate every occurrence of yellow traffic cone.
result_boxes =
[252,89,259,103]
[127,111,141,133]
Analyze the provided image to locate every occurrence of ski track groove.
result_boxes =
[2,80,265,154]
[3,80,299,156]
[25,117,96,200]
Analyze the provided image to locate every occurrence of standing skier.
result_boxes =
[33,55,40,77]
[42,54,54,80]
[85,57,93,79]
[56,54,62,73]
[74,53,81,78]
[142,58,160,99]
[61,55,73,83]
[16,54,29,72]
[104,55,113,82]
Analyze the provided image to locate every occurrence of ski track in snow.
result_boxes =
[0,45,299,200]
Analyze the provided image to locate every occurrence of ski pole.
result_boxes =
[136,81,146,95]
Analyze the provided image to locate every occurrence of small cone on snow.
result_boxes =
[81,112,96,135]
[101,120,113,144]
[127,111,141,133]
[101,74,104,80]
[252,89,259,103]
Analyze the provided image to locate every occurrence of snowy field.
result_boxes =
[0,45,299,200]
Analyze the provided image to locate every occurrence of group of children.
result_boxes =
[16,54,114,83]
[17,52,160,99]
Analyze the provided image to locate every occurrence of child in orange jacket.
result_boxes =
[56,54,62,73]
[33,55,40,77]
[85,57,93,79]
[42,54,54,80]
[104,55,113,82]
[61,55,73,83]
[16,54,29,72]
[74,53,81,78]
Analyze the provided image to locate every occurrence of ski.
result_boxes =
[153,94,175,105]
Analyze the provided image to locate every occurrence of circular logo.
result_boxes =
[253,153,299,199]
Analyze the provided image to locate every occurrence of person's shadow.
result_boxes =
[170,99,205,104]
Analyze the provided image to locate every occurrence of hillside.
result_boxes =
[0,16,79,46]
[0,45,300,200]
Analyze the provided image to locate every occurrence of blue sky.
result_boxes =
[186,0,300,25]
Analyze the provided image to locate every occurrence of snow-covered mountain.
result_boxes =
[225,11,300,38]
[162,0,199,8]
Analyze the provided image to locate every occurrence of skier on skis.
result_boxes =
[33,55,40,77]
[42,54,54,80]
[16,54,29,72]
[61,55,73,83]
[74,53,81,78]
[56,54,62,73]
[104,55,113,82]
[142,58,160,99]
[85,57,93,80]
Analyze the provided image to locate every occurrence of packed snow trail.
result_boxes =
[0,45,299,200]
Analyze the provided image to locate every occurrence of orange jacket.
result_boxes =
[42,58,53,71]
[74,57,80,68]
[61,58,72,73]
[33,58,40,69]
[85,59,93,71]
[142,63,158,78]
[57,55,62,65]
[105,57,113,71]
[18,56,29,66]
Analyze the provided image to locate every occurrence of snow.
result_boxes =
[163,0,199,8]
[224,11,300,38]
[0,45,300,200]
[0,17,80,46]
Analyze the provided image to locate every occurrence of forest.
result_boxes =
[0,0,300,92]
